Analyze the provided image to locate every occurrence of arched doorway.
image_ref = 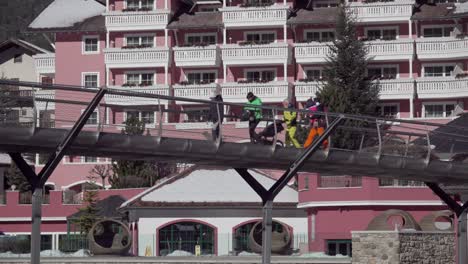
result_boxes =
[157,221,216,256]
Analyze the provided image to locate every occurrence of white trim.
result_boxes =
[310,213,315,242]
[63,155,110,165]
[124,71,156,85]
[184,32,218,45]
[61,180,104,190]
[184,70,218,84]
[297,200,445,208]
[0,217,66,222]
[82,35,100,55]
[421,100,461,118]
[421,63,457,77]
[303,66,324,79]
[81,72,100,88]
[421,24,455,38]
[312,0,339,8]
[244,31,277,43]
[377,102,400,119]
[123,33,156,47]
[124,0,155,10]
[367,64,400,79]
[243,67,277,81]
[303,29,335,42]
[364,26,399,39]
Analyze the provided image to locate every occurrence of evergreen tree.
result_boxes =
[108,117,177,189]
[5,163,31,192]
[316,3,380,149]
[75,187,99,235]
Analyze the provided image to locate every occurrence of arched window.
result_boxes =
[158,221,215,256]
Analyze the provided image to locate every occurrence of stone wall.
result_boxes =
[352,231,455,264]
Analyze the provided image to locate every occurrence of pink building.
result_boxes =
[3,0,465,256]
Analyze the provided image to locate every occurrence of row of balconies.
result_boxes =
[103,2,414,31]
[103,77,468,105]
[100,38,468,69]
[33,39,468,74]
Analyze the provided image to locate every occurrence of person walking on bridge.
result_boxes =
[282,99,301,148]
[245,92,262,143]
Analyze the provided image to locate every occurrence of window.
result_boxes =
[125,73,154,86]
[423,26,453,38]
[141,0,154,9]
[245,69,275,82]
[246,32,275,44]
[21,109,28,116]
[125,35,154,48]
[14,54,22,63]
[423,65,454,77]
[305,69,323,80]
[423,102,458,118]
[379,178,425,187]
[186,108,210,122]
[126,0,154,9]
[304,175,309,190]
[186,72,216,84]
[199,6,218,12]
[366,28,398,40]
[126,111,155,124]
[65,155,80,163]
[127,0,139,8]
[86,111,98,125]
[83,156,98,163]
[82,73,99,88]
[41,76,53,85]
[326,240,351,257]
[314,0,339,8]
[186,34,217,45]
[305,31,335,42]
[83,36,99,54]
[367,66,398,79]
[376,104,399,118]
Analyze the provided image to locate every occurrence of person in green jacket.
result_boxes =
[245,92,262,143]
[282,99,301,148]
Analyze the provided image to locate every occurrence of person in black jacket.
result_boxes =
[208,88,224,141]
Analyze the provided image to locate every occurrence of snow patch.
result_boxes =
[29,0,105,28]
[167,250,193,256]
[0,249,90,258]
[238,251,260,256]
[298,252,349,258]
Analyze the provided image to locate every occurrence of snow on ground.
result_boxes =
[237,251,260,256]
[29,0,106,28]
[298,252,349,258]
[167,250,194,256]
[0,249,90,258]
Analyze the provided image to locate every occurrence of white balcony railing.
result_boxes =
[104,47,170,68]
[33,53,55,74]
[378,79,414,100]
[105,86,170,105]
[294,82,321,101]
[367,39,414,60]
[416,78,468,99]
[416,38,468,60]
[294,42,331,63]
[104,11,170,31]
[221,81,289,102]
[222,43,289,65]
[173,45,220,67]
[295,40,414,63]
[173,83,219,103]
[220,5,289,27]
[35,90,56,110]
[294,79,414,101]
[349,2,413,22]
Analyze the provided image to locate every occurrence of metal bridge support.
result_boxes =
[8,88,106,264]
[235,115,344,264]
[425,182,468,264]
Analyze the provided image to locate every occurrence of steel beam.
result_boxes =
[425,182,462,215]
[458,207,468,264]
[8,153,37,187]
[235,168,268,202]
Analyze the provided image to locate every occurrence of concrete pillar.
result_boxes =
[164,66,168,85]
[106,0,109,12]
[164,29,168,48]
[408,20,412,38]
[106,32,110,49]
[283,62,288,81]
[164,0,167,9]
[223,28,227,45]
[409,59,413,78]
[409,97,414,118]
[283,25,287,42]
[223,64,227,83]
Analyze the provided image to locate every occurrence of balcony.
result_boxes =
[105,85,170,105]
[173,45,220,67]
[220,5,289,28]
[104,10,170,31]
[173,83,219,104]
[416,38,468,60]
[378,79,414,100]
[294,81,320,101]
[416,77,468,99]
[367,39,414,61]
[222,42,290,65]
[104,47,170,68]
[295,40,413,64]
[35,89,56,110]
[221,81,289,103]
[349,2,413,22]
[33,53,55,74]
[294,79,414,101]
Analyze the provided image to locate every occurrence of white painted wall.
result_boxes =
[0,54,37,82]
[138,217,308,256]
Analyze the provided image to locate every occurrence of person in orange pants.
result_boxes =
[304,120,328,148]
